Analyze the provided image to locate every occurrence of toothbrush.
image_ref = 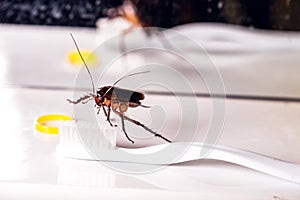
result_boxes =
[57,121,300,184]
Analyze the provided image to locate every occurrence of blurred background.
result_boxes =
[0,0,300,31]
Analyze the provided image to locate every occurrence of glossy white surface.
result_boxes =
[0,24,299,199]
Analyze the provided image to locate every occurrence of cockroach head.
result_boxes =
[95,90,103,101]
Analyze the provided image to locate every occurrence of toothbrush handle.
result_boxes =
[177,143,300,184]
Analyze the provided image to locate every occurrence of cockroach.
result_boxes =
[103,0,211,30]
[67,33,171,144]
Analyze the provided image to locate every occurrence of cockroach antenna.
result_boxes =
[112,71,150,86]
[70,33,95,94]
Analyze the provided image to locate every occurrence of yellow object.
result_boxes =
[68,50,98,67]
[35,114,73,134]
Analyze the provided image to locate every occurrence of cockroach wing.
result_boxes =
[112,87,145,103]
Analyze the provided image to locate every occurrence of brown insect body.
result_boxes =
[96,86,146,114]
[96,86,144,108]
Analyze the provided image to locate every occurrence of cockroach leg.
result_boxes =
[119,30,129,68]
[151,29,177,52]
[97,106,101,115]
[120,113,134,143]
[102,106,116,127]
[81,97,94,104]
[67,94,92,104]
[107,106,117,127]
[102,106,108,116]
[113,110,171,143]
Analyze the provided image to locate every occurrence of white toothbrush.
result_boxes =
[57,121,300,184]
